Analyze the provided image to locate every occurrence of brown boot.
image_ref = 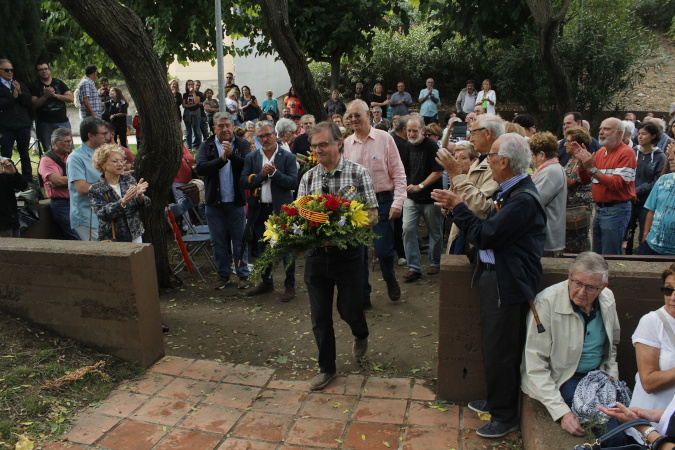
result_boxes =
[281,287,296,302]
[247,282,274,296]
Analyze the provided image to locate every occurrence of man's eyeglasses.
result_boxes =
[345,113,362,121]
[469,127,487,135]
[661,287,675,296]
[570,279,601,294]
[310,140,333,151]
[258,132,275,139]
[0,68,14,73]
[37,68,50,72]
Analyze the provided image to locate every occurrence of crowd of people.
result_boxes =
[3,58,675,445]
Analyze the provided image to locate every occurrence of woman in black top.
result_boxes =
[107,88,128,147]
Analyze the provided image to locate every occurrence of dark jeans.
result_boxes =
[561,373,626,446]
[449,231,466,255]
[205,202,249,279]
[254,203,295,288]
[0,126,32,181]
[49,198,81,240]
[479,270,528,424]
[305,245,368,374]
[114,125,127,148]
[362,191,396,302]
[394,216,405,259]
[36,120,70,152]
[637,240,659,255]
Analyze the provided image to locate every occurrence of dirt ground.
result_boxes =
[159,252,441,387]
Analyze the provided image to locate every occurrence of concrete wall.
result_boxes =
[437,255,672,403]
[0,238,164,367]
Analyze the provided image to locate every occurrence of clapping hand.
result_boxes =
[431,187,465,212]
[436,148,461,177]
[135,178,148,198]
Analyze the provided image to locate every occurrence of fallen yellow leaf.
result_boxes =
[478,412,491,421]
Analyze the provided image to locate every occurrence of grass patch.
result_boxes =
[0,312,143,447]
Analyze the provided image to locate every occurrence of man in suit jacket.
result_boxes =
[241,120,299,301]
[0,59,33,182]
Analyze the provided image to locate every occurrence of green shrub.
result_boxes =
[634,0,675,31]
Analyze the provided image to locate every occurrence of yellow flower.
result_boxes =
[262,219,279,242]
[349,201,370,227]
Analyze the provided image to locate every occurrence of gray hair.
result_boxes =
[51,127,72,144]
[301,114,315,122]
[371,106,382,113]
[213,111,233,123]
[406,115,425,129]
[569,251,609,284]
[476,114,505,140]
[653,118,666,131]
[622,120,635,137]
[275,118,297,134]
[0,58,11,65]
[347,99,369,114]
[255,120,275,133]
[496,133,531,175]
[394,115,409,132]
[307,121,343,153]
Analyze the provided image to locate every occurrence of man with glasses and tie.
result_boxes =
[67,117,110,240]
[344,100,407,305]
[241,120,298,301]
[520,252,622,442]
[298,121,378,391]
[0,59,33,182]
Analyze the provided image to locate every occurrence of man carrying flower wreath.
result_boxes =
[299,120,379,391]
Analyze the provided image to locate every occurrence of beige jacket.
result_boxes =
[447,157,499,252]
[520,281,620,422]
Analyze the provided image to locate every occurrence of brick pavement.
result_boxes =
[41,356,518,449]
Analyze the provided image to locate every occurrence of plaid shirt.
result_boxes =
[78,77,104,118]
[298,156,378,208]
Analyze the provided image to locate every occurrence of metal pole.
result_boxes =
[215,0,225,100]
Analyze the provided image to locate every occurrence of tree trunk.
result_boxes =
[525,0,574,115]
[258,0,327,122]
[329,54,341,93]
[58,0,182,288]
[538,21,575,115]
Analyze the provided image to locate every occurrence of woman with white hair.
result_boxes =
[276,118,297,152]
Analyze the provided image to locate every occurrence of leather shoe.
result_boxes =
[310,372,337,390]
[247,282,274,296]
[353,337,368,358]
[402,270,422,283]
[386,279,401,301]
[426,266,440,276]
[281,287,296,302]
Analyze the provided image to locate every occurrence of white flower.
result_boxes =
[292,223,304,235]
[270,239,277,247]
[338,216,347,226]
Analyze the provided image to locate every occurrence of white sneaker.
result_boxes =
[397,258,407,266]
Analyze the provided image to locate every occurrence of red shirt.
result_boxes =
[174,146,195,183]
[579,142,636,203]
[38,152,70,199]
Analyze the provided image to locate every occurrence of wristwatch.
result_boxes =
[643,426,658,442]
[418,184,425,190]
[589,167,598,175]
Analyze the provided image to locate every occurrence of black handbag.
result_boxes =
[574,419,650,449]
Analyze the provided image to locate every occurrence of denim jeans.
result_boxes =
[255,204,295,288]
[362,191,396,301]
[0,126,32,181]
[206,202,249,279]
[592,202,631,255]
[183,110,202,150]
[49,198,81,240]
[402,199,443,273]
[36,120,71,152]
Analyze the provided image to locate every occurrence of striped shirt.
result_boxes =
[579,142,636,203]
[298,156,378,207]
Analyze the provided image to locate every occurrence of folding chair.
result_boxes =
[178,196,210,234]
[166,202,217,281]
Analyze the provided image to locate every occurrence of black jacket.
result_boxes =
[0,171,28,230]
[196,135,251,207]
[0,80,32,129]
[452,176,546,305]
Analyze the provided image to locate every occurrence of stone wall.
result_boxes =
[0,238,164,367]
[437,255,671,403]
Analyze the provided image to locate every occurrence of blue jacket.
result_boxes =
[452,176,546,305]
[88,174,151,242]
[195,135,251,207]
[240,146,298,214]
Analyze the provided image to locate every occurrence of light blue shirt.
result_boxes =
[216,139,235,203]
[644,173,675,254]
[479,173,529,264]
[1,78,11,90]
[67,143,101,229]
[418,88,440,118]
